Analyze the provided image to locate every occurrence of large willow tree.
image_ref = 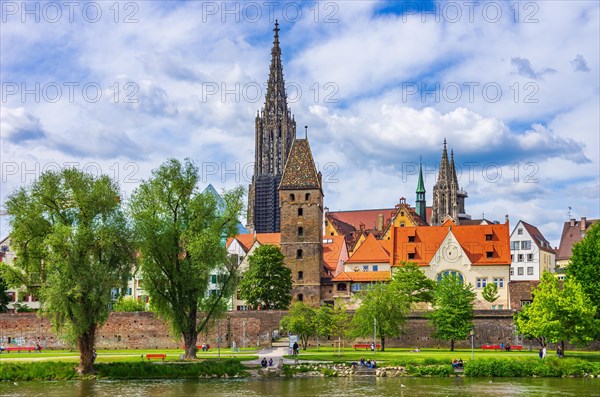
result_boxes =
[4,169,133,374]
[129,158,244,359]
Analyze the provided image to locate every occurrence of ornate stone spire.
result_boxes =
[449,149,459,188]
[437,138,450,183]
[415,156,427,222]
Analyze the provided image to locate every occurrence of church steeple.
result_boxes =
[415,157,427,222]
[247,22,297,233]
[438,138,450,183]
[431,141,470,225]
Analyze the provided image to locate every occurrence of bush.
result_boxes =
[406,364,454,376]
[112,296,146,312]
[0,360,248,381]
[464,358,600,378]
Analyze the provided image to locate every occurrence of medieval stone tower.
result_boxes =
[279,137,323,307]
[247,20,297,233]
[431,139,469,225]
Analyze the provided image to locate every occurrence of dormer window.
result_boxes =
[408,236,415,242]
[485,234,492,241]
[486,251,494,258]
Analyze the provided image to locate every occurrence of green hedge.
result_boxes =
[0,360,249,381]
[464,358,600,377]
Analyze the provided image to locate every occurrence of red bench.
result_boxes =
[146,353,166,361]
[2,346,41,353]
[353,343,381,351]
[481,345,523,351]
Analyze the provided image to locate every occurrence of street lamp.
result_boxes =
[373,318,377,357]
[470,329,474,361]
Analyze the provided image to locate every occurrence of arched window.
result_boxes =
[305,193,311,201]
[289,194,295,201]
[298,227,303,236]
[297,294,304,302]
[298,271,303,280]
[296,249,303,259]
[436,270,464,283]
[298,208,303,216]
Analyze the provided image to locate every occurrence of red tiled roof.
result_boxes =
[520,221,555,254]
[323,235,347,271]
[392,223,511,266]
[327,208,395,231]
[347,234,390,263]
[231,233,281,251]
[557,218,599,260]
[332,271,391,283]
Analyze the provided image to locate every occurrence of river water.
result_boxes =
[0,377,598,396]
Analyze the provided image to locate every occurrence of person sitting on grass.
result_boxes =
[360,357,365,366]
[369,360,376,369]
[452,359,459,368]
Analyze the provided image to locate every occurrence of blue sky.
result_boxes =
[1,1,599,246]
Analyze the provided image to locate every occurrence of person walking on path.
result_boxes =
[542,346,547,359]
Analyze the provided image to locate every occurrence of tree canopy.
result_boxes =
[351,282,410,351]
[4,168,134,373]
[237,244,292,310]
[390,262,436,306]
[280,302,316,350]
[428,274,476,351]
[130,158,244,359]
[514,271,597,352]
[566,222,600,312]
[482,283,499,304]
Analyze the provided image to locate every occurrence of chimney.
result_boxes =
[505,214,509,224]
[570,218,576,227]
[377,214,384,231]
[580,217,587,231]
[360,223,365,232]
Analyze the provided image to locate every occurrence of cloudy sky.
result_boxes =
[1,1,598,246]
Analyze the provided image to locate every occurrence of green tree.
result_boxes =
[130,159,244,359]
[280,302,316,350]
[351,282,410,351]
[314,304,334,350]
[482,283,499,305]
[112,296,146,312]
[0,276,10,312]
[238,245,292,310]
[514,272,597,353]
[428,274,476,351]
[390,262,436,306]
[566,222,600,311]
[5,168,133,374]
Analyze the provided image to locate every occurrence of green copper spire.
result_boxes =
[416,157,426,193]
[415,156,427,222]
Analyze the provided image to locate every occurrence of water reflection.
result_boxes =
[0,377,598,397]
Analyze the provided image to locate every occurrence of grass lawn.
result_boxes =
[285,346,600,364]
[0,348,259,364]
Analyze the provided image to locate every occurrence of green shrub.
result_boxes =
[406,364,454,376]
[464,358,600,378]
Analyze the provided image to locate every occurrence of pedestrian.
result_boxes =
[542,346,547,359]
[293,341,299,356]
[538,348,543,359]
[261,357,267,368]
[370,342,375,352]
[556,346,563,358]
[500,342,504,350]
[92,349,97,363]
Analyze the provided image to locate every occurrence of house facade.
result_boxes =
[509,220,556,281]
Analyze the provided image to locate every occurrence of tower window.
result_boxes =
[298,208,303,216]
[289,194,295,201]
[305,193,310,201]
[298,227,303,236]
[296,249,303,259]
[298,271,303,280]
[297,294,304,302]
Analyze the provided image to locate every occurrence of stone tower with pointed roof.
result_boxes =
[415,159,427,222]
[431,140,469,225]
[279,137,323,307]
[247,21,297,233]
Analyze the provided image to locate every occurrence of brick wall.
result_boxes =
[1,310,597,350]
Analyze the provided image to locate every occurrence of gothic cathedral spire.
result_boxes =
[247,21,297,233]
[415,157,427,222]
[431,140,469,225]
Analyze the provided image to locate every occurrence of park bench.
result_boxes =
[3,346,40,353]
[481,345,523,351]
[353,343,381,351]
[145,353,166,361]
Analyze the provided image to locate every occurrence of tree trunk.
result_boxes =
[380,336,385,352]
[450,339,455,351]
[301,335,308,350]
[77,324,96,375]
[183,328,198,359]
